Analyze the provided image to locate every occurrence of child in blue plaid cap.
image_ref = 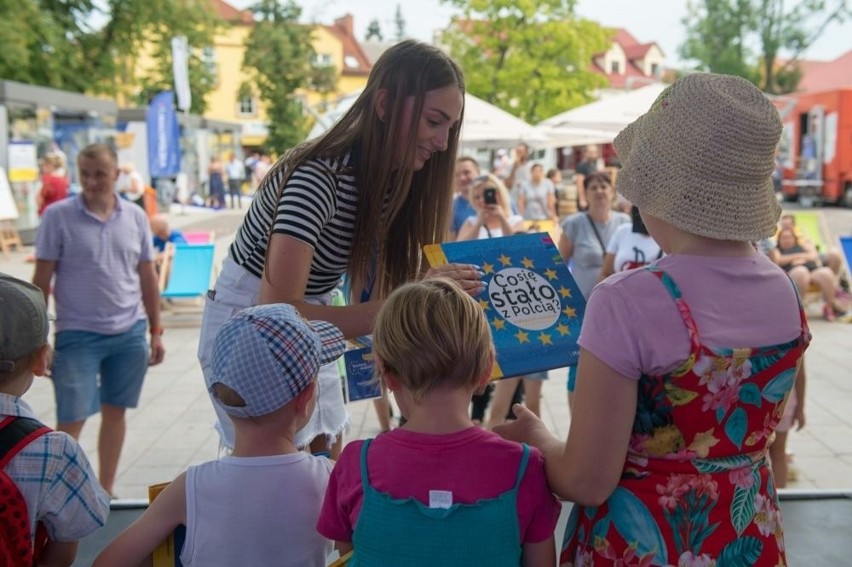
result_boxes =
[95,303,346,567]
[0,272,109,565]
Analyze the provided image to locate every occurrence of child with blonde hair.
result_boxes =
[317,278,559,566]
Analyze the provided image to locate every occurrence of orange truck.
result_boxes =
[778,87,852,208]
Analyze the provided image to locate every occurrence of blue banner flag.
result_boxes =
[147,91,181,177]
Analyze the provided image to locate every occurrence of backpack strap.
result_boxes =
[0,416,52,566]
[0,416,52,469]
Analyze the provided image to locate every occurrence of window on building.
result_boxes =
[315,53,332,66]
[202,46,217,77]
[610,60,621,74]
[344,55,359,69]
[651,63,660,77]
[237,95,256,117]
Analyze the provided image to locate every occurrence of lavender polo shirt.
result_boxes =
[35,194,154,334]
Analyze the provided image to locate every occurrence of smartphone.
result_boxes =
[483,187,497,205]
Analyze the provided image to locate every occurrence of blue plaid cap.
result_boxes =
[208,304,345,418]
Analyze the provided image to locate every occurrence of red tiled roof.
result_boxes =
[323,15,372,76]
[623,44,653,60]
[594,27,662,63]
[210,0,253,25]
[613,28,640,47]
[590,27,663,89]
[792,50,852,93]
[592,59,649,88]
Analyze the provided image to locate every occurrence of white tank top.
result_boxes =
[181,453,333,566]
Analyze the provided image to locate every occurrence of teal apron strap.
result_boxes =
[359,438,374,493]
[513,444,531,490]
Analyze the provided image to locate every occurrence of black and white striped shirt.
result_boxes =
[229,152,358,296]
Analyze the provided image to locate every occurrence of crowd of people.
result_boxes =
[3,39,845,567]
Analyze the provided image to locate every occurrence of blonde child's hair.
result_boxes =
[42,153,64,171]
[372,278,493,402]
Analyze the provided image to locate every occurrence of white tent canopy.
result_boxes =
[307,91,550,149]
[458,93,550,148]
[537,83,669,146]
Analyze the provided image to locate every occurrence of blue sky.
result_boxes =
[231,0,850,66]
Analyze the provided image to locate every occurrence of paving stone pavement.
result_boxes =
[1,202,851,500]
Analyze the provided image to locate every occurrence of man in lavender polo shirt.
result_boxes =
[32,143,165,497]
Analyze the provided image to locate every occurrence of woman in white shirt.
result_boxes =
[457,174,524,240]
[599,205,664,280]
[117,163,147,207]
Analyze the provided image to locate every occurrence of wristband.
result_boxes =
[150,326,164,336]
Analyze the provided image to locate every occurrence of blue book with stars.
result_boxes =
[424,232,586,379]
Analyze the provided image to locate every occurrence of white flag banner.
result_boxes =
[171,36,192,112]
[0,167,20,221]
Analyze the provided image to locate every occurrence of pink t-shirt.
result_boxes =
[580,252,805,379]
[317,427,560,544]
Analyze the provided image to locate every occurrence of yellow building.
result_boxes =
[208,0,372,149]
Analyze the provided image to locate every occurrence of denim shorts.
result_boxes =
[52,319,149,423]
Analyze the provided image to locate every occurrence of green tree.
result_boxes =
[756,0,848,93]
[440,0,609,124]
[0,0,94,91]
[681,0,849,93]
[242,0,318,153]
[680,0,758,83]
[0,0,219,112]
[366,18,384,41]
[130,2,220,114]
[394,4,407,41]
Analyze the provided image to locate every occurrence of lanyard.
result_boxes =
[586,213,606,255]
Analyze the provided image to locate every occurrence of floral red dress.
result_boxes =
[561,268,810,567]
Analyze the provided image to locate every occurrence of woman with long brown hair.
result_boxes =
[198,40,480,457]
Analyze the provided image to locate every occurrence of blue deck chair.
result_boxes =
[161,243,215,300]
[841,236,852,275]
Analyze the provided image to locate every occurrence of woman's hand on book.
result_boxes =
[424,263,485,296]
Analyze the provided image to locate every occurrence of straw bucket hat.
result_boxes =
[613,73,782,242]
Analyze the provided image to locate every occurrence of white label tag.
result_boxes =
[428,490,453,509]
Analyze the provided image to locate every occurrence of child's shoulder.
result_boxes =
[340,428,540,464]
[305,452,334,476]
[13,427,83,466]
[472,428,535,454]
[34,430,102,481]
[336,438,367,467]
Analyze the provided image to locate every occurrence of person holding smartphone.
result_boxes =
[457,174,539,429]
[457,174,524,241]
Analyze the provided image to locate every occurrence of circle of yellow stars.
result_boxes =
[477,252,582,348]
